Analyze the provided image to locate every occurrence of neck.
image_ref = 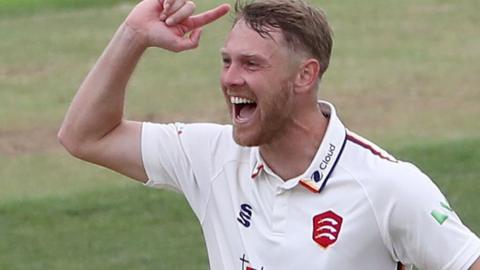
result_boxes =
[259,103,328,181]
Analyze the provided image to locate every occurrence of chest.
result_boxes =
[203,164,397,270]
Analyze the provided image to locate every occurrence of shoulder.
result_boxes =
[142,121,250,168]
[142,122,233,148]
[341,130,421,184]
[177,122,245,158]
[336,131,480,269]
[142,121,231,138]
[339,130,452,234]
[339,130,441,214]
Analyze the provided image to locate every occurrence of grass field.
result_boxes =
[0,0,479,269]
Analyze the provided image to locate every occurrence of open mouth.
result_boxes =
[230,96,257,124]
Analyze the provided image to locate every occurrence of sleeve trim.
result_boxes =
[442,236,480,270]
[140,122,154,183]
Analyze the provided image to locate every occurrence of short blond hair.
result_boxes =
[234,0,333,76]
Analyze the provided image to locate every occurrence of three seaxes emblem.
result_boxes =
[312,210,343,248]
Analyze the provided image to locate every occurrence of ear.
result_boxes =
[293,58,320,94]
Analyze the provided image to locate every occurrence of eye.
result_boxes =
[222,57,231,68]
[245,60,259,71]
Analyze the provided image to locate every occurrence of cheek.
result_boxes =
[268,81,294,110]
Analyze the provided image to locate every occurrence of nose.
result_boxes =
[221,63,245,88]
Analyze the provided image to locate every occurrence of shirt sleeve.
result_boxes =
[380,162,480,270]
[141,122,228,220]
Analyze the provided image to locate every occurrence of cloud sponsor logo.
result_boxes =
[312,210,343,248]
[320,143,336,170]
[311,170,322,183]
[311,143,336,183]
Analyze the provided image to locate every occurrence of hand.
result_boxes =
[125,0,230,52]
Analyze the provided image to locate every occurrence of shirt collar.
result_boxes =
[249,101,347,193]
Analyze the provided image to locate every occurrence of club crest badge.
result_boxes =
[312,210,343,248]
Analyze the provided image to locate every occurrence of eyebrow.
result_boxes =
[220,49,268,60]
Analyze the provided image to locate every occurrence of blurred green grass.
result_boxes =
[0,186,207,270]
[0,0,137,16]
[0,0,479,269]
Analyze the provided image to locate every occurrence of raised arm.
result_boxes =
[57,0,230,182]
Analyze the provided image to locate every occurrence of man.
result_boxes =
[58,0,480,269]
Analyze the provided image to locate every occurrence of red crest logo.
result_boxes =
[312,210,343,248]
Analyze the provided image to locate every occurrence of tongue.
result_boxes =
[238,104,256,119]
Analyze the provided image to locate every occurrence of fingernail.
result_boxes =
[165,17,173,25]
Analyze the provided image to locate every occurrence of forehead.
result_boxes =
[221,20,289,60]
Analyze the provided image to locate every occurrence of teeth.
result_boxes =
[230,96,255,104]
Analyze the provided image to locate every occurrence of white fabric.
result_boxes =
[141,101,480,270]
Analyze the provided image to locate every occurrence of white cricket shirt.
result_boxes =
[141,101,480,270]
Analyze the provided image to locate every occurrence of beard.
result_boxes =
[233,81,294,147]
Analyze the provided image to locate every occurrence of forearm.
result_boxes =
[58,23,146,155]
[58,0,229,179]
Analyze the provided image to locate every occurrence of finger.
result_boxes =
[173,27,203,51]
[164,0,186,16]
[161,0,175,15]
[189,27,202,47]
[160,0,183,20]
[165,1,196,26]
[185,4,230,30]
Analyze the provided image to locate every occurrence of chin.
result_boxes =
[232,127,262,147]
